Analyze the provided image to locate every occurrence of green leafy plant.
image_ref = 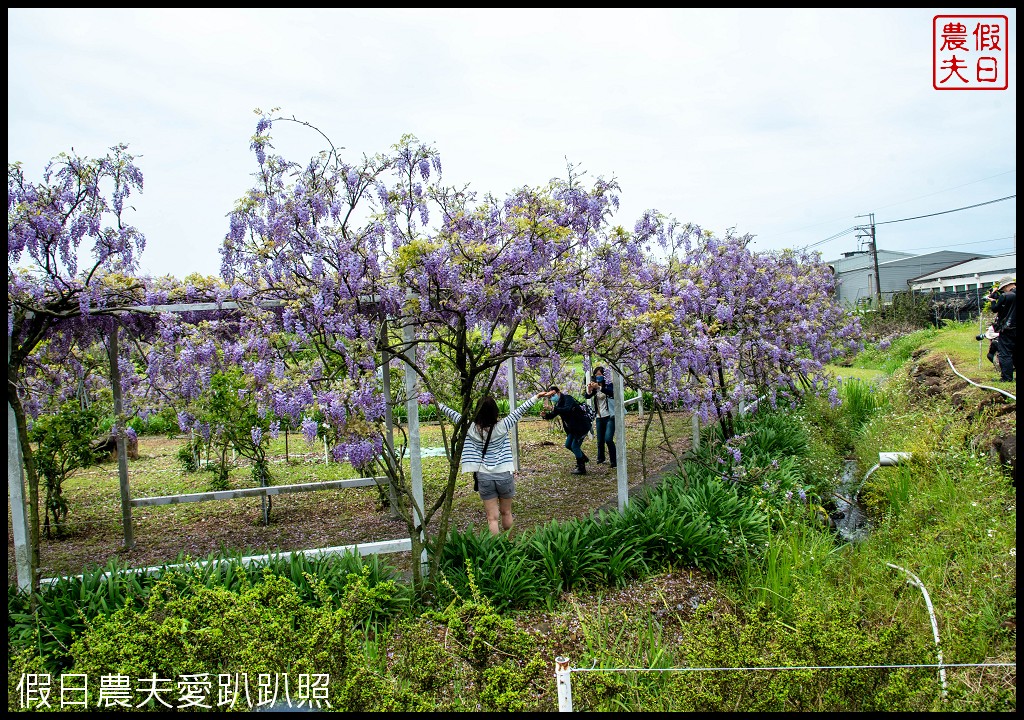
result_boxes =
[176,434,202,473]
[27,401,103,538]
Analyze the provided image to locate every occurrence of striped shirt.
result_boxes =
[437,394,541,474]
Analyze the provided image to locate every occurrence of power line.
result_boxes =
[875,195,1016,225]
[800,226,858,251]
[801,194,1016,252]
[760,169,1015,241]
[870,169,1016,212]
[897,236,1015,253]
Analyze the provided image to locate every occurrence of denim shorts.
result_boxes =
[476,471,515,500]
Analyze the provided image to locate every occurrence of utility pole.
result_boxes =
[856,213,881,309]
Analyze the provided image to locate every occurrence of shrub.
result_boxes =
[55,566,416,712]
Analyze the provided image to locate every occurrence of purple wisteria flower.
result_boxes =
[177,411,193,433]
[301,417,318,444]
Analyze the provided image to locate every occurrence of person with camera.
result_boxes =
[976,326,999,366]
[584,366,617,469]
[541,386,593,475]
[987,276,1016,382]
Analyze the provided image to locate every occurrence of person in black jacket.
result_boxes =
[541,385,593,475]
[988,276,1016,382]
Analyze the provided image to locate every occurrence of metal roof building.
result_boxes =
[909,252,1016,293]
[825,249,987,306]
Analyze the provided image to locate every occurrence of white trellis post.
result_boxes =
[107,320,134,549]
[584,355,595,417]
[692,412,700,450]
[8,332,32,591]
[381,338,400,519]
[403,322,427,573]
[506,357,520,470]
[613,369,628,511]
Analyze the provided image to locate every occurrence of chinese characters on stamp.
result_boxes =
[934,15,1009,90]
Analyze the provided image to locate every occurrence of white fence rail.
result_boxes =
[39,538,411,588]
[130,476,387,507]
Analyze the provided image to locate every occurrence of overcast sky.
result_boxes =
[8,8,1017,281]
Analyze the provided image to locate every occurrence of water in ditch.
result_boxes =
[830,459,872,543]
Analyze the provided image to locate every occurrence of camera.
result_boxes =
[976,333,986,341]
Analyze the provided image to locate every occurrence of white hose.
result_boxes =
[946,356,1016,400]
[886,563,947,700]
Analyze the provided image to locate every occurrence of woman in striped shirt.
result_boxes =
[438,390,550,535]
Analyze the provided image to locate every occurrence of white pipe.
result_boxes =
[855,452,913,500]
[886,563,947,700]
[852,463,881,501]
[555,656,573,712]
[946,356,1015,400]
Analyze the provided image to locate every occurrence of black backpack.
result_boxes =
[567,395,596,426]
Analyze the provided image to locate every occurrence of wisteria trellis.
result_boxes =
[8,114,862,591]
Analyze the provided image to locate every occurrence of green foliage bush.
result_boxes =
[7,551,408,677]
[438,464,769,612]
[420,565,549,710]
[53,568,419,711]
